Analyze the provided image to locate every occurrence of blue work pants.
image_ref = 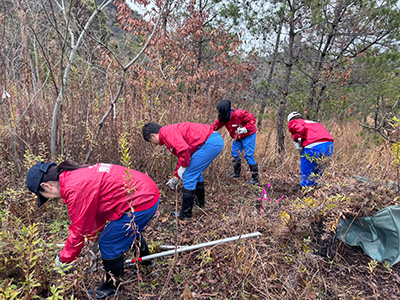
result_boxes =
[182,132,224,190]
[300,142,333,187]
[98,199,159,259]
[231,133,257,166]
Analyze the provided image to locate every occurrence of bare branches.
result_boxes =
[84,0,169,163]
[50,0,114,158]
[359,100,399,144]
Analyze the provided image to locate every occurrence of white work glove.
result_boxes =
[293,141,303,154]
[177,166,187,179]
[236,127,248,135]
[54,253,74,273]
[166,177,179,190]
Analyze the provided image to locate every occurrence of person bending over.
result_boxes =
[212,99,259,185]
[142,122,224,219]
[26,161,159,299]
[287,112,334,188]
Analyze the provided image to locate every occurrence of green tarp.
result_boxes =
[336,205,400,266]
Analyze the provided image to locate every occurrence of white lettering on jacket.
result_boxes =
[98,163,112,173]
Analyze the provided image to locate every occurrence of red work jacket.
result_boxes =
[212,108,257,140]
[159,122,214,177]
[288,119,334,147]
[59,163,159,263]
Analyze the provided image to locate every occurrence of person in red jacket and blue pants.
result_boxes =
[287,112,334,187]
[26,161,160,299]
[142,122,224,219]
[212,100,259,185]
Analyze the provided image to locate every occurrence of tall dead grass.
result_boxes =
[1,91,399,299]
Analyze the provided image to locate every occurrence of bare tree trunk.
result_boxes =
[314,83,327,121]
[305,1,346,120]
[277,1,296,154]
[374,95,380,128]
[84,0,168,163]
[1,97,21,175]
[50,0,114,159]
[257,18,282,130]
[197,0,203,69]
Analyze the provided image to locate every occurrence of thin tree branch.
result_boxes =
[84,0,169,163]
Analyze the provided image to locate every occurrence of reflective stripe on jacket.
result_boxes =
[59,164,159,263]
[288,119,334,147]
[212,108,257,140]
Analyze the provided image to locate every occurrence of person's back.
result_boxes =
[60,163,159,228]
[287,112,334,188]
[159,122,214,155]
[288,119,333,147]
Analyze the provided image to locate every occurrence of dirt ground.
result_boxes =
[91,174,400,300]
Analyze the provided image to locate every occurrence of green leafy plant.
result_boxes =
[367,259,379,274]
[0,279,20,300]
[199,249,212,267]
[390,117,400,194]
[383,262,392,273]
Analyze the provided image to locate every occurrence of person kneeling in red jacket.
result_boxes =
[142,122,224,219]
[26,161,160,299]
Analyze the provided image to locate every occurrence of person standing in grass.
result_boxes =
[142,122,224,219]
[287,112,334,188]
[211,99,259,185]
[26,161,159,299]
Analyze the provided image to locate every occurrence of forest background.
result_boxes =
[1,0,400,299]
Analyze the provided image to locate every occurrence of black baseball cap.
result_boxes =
[26,162,57,207]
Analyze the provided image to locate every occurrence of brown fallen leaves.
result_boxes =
[180,283,194,300]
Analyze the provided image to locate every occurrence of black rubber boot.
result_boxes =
[249,164,259,185]
[171,188,195,219]
[135,234,155,267]
[231,159,241,178]
[87,253,124,299]
[195,182,205,208]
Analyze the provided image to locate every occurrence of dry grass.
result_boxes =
[1,118,400,299]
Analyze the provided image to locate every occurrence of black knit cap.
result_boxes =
[217,100,231,123]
